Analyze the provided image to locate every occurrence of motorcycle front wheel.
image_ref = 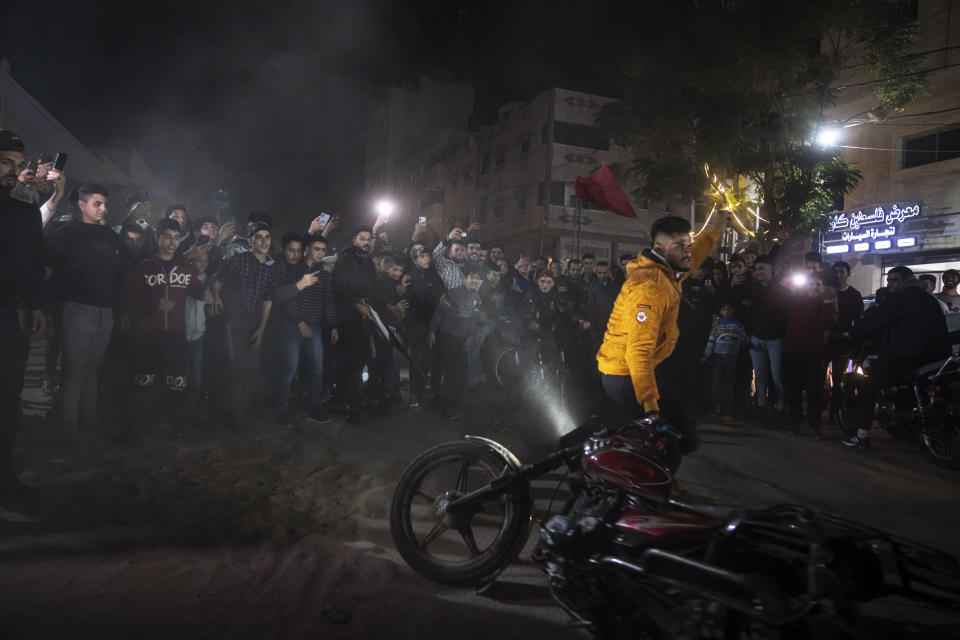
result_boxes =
[389,441,533,586]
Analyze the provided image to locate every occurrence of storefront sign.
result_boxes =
[823,202,921,254]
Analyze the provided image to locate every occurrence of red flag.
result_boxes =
[573,163,637,218]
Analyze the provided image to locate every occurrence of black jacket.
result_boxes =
[44,220,127,309]
[744,279,788,340]
[0,194,44,308]
[406,265,444,325]
[332,246,375,316]
[855,278,950,365]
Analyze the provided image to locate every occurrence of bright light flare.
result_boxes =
[790,272,809,288]
[815,127,842,147]
[375,199,395,217]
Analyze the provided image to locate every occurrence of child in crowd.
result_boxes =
[700,300,747,421]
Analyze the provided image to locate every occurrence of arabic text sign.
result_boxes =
[824,202,921,246]
[827,203,921,233]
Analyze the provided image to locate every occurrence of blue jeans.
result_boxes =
[276,320,325,413]
[749,336,784,411]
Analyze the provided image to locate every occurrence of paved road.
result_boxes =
[4,338,960,638]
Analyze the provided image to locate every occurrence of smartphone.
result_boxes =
[53,152,68,172]
[705,279,713,287]
[418,216,426,224]
[461,231,468,239]
[317,212,331,229]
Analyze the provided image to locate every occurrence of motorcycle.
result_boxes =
[390,418,960,639]
[837,348,960,469]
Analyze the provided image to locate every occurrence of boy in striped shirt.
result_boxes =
[700,301,747,420]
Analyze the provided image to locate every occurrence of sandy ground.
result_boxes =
[2,338,960,639]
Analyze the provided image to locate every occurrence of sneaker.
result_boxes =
[842,433,871,449]
[307,409,331,424]
[276,411,295,428]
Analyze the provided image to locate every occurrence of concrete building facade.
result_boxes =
[825,0,960,296]
[366,82,659,264]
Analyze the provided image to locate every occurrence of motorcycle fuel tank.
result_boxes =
[613,509,721,544]
[584,447,673,502]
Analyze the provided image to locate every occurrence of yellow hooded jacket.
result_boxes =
[596,232,718,412]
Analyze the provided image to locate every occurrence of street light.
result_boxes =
[815,127,842,147]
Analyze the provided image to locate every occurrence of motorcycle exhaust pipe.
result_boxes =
[597,550,803,624]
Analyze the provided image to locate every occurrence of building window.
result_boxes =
[553,121,609,150]
[541,123,550,144]
[516,189,528,212]
[550,181,566,206]
[463,170,473,184]
[450,174,458,188]
[476,196,487,222]
[519,137,531,155]
[536,182,545,205]
[492,202,504,219]
[495,150,507,168]
[902,127,960,168]
[480,152,490,174]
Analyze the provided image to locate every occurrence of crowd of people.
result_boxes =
[2,125,958,499]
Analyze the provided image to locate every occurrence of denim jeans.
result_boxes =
[711,356,738,414]
[276,320,325,413]
[749,336,784,411]
[61,302,114,431]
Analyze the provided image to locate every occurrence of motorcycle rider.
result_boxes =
[597,216,717,453]
[843,266,950,449]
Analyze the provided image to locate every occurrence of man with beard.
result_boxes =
[332,226,376,420]
[597,216,717,454]
[433,228,468,290]
[0,130,46,499]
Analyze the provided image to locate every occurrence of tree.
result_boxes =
[598,0,924,246]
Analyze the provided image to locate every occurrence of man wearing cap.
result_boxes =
[405,243,444,410]
[0,130,46,498]
[210,219,282,422]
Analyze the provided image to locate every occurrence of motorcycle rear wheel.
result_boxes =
[389,441,533,586]
[919,407,960,469]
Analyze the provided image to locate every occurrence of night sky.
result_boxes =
[1,0,650,232]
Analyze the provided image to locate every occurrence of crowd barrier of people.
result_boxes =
[2,126,959,500]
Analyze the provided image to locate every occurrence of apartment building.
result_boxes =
[825,0,960,295]
[366,81,659,264]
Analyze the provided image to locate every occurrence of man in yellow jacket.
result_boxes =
[597,215,717,452]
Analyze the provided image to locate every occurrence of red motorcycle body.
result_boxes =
[584,442,673,502]
[584,439,722,543]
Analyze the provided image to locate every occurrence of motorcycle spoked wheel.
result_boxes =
[919,402,960,469]
[389,441,533,587]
